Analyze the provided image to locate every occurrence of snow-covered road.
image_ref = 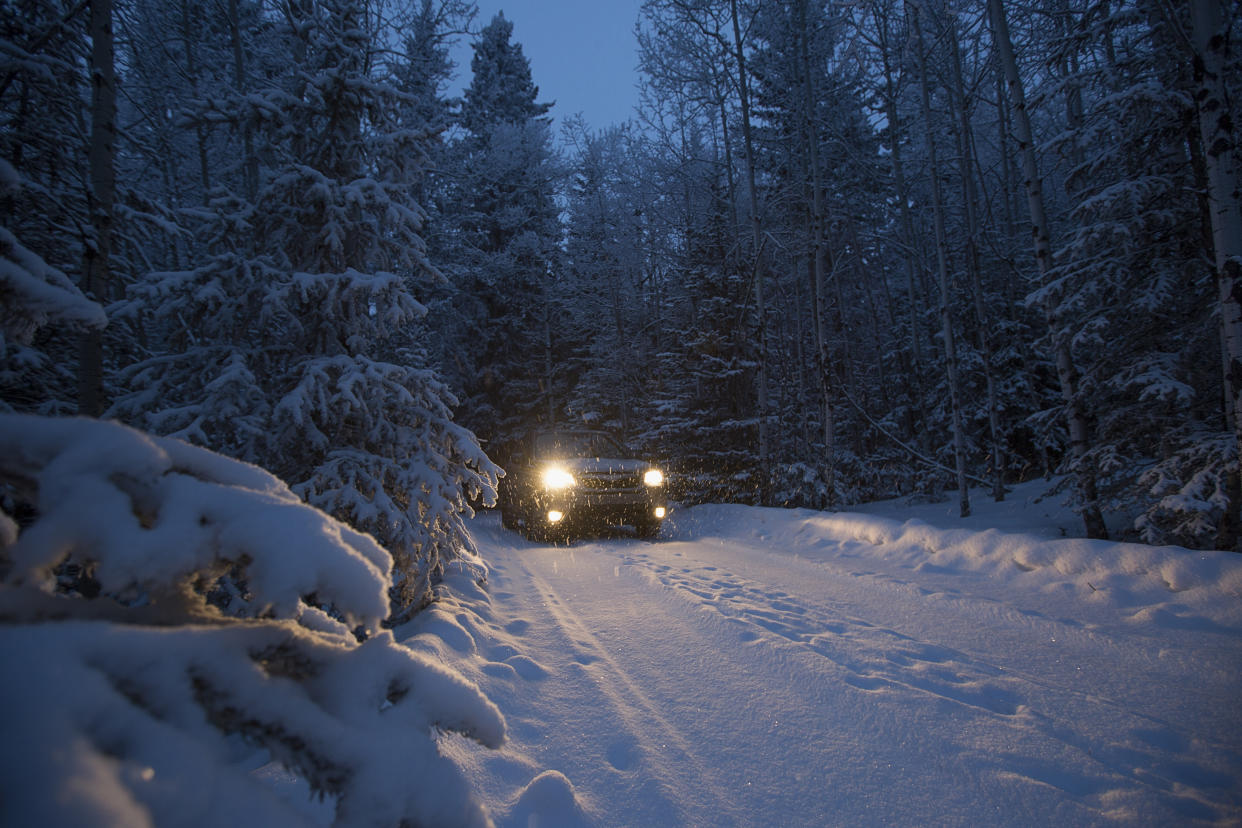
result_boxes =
[408,502,1242,826]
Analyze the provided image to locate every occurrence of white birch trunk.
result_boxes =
[729,0,770,494]
[987,0,1108,538]
[910,1,971,518]
[1191,0,1242,550]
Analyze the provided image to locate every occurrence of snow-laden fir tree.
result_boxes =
[644,168,766,505]
[435,12,563,450]
[560,122,653,436]
[111,0,498,618]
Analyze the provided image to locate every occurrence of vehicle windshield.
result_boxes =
[534,432,626,459]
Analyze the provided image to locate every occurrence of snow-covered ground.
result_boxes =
[391,480,1242,826]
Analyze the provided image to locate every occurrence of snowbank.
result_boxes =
[667,491,1242,632]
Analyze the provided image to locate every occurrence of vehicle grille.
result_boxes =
[578,472,641,490]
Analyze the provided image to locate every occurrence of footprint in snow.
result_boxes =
[481,661,519,680]
[509,771,591,828]
[505,654,550,680]
[606,739,640,771]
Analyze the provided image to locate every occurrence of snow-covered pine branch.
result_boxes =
[0,413,505,827]
[0,225,107,345]
[0,159,107,414]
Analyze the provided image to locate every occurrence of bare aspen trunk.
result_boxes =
[871,1,929,451]
[797,0,835,504]
[229,0,258,201]
[717,98,740,236]
[181,0,211,197]
[987,0,1108,538]
[1191,0,1242,551]
[880,40,925,379]
[948,16,1005,502]
[996,74,1019,263]
[729,0,770,497]
[79,0,116,417]
[911,2,971,518]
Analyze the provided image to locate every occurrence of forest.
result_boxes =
[3,0,1242,596]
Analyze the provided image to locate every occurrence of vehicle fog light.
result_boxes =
[547,510,564,524]
[654,507,666,519]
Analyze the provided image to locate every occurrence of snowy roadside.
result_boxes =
[671,486,1242,634]
[379,486,1242,827]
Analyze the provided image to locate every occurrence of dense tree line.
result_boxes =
[605,0,1240,550]
[3,0,1240,552]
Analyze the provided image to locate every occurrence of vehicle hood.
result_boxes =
[556,457,650,475]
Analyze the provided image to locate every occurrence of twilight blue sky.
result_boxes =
[448,0,646,132]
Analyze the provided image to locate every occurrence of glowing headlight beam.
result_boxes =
[542,467,576,489]
[643,468,665,487]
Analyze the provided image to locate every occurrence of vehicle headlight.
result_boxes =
[542,466,576,489]
[643,468,665,487]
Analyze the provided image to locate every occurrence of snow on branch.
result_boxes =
[0,413,505,827]
[0,413,391,629]
[0,219,107,346]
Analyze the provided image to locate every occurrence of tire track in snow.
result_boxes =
[512,550,747,825]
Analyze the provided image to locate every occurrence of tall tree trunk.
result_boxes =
[948,14,1005,502]
[987,0,1108,538]
[181,0,211,198]
[1190,0,1242,551]
[872,0,928,451]
[228,0,258,201]
[910,2,971,518]
[798,0,835,504]
[729,0,770,496]
[79,0,116,417]
[996,73,1019,274]
[879,24,925,374]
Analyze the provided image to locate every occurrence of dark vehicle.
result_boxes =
[498,430,667,541]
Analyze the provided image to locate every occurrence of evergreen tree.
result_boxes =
[112,0,497,617]
[0,163,108,405]
[439,12,562,451]
[1036,1,1220,545]
[561,122,652,435]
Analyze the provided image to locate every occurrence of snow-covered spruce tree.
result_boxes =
[748,0,901,508]
[438,12,563,448]
[651,171,766,506]
[111,0,498,618]
[0,413,504,827]
[560,122,653,436]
